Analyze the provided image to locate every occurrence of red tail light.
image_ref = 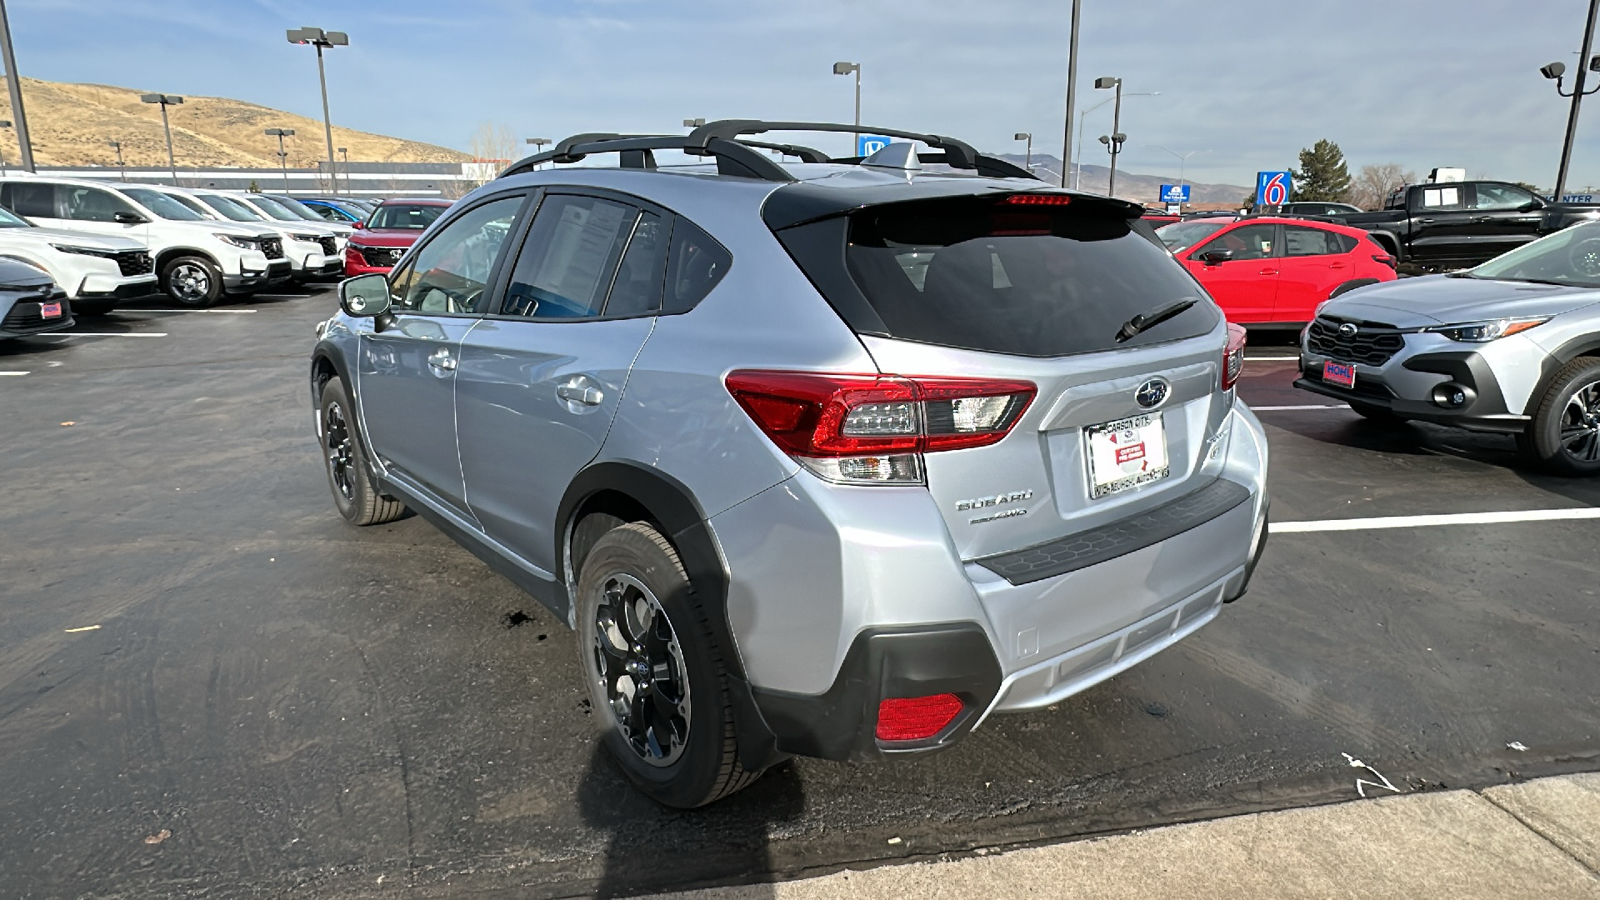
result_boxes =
[1222,324,1247,392]
[876,694,964,742]
[725,371,1035,484]
[1372,253,1397,270]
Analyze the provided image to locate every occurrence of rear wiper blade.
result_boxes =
[1115,297,1199,343]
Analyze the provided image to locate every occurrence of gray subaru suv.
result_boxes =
[310,121,1270,807]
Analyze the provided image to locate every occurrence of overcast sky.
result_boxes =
[11,0,1600,189]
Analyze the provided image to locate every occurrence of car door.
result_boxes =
[5,183,152,244]
[354,193,526,518]
[1275,224,1350,321]
[455,192,667,572]
[1406,183,1476,264]
[1468,182,1547,259]
[1184,222,1279,323]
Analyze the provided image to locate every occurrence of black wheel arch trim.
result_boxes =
[1524,335,1600,416]
[555,460,786,771]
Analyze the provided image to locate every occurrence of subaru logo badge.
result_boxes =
[1338,322,1359,337]
[1135,378,1170,409]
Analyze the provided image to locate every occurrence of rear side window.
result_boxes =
[813,196,1218,357]
[664,218,731,313]
[603,211,668,317]
[502,194,634,319]
[1284,226,1343,256]
[1,182,56,218]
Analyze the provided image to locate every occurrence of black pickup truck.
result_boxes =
[1329,181,1600,269]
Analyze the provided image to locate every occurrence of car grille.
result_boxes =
[318,236,338,256]
[360,246,403,267]
[259,238,284,260]
[114,251,154,277]
[2,288,69,332]
[1305,316,1406,367]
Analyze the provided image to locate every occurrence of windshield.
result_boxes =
[368,203,445,230]
[1155,220,1228,252]
[270,196,332,222]
[122,187,205,221]
[166,193,212,217]
[0,206,30,228]
[1464,222,1600,288]
[199,194,265,223]
[246,195,300,222]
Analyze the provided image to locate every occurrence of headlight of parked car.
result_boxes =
[1426,318,1549,342]
[50,243,116,258]
[213,233,259,249]
[289,232,321,242]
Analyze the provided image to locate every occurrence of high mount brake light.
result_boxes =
[1222,324,1247,392]
[1002,193,1073,206]
[725,371,1036,485]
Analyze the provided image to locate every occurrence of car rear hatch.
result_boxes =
[763,188,1240,563]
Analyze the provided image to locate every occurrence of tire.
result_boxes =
[160,255,223,308]
[1349,400,1407,424]
[1329,279,1379,300]
[575,521,759,808]
[71,298,116,316]
[1522,357,1600,476]
[318,377,406,525]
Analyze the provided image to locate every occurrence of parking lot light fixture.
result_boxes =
[141,93,184,185]
[266,128,295,193]
[1073,91,1156,190]
[1093,76,1124,196]
[287,26,348,195]
[525,136,551,170]
[1014,132,1032,169]
[338,146,348,195]
[833,61,861,143]
[682,118,705,129]
[107,139,125,181]
[0,119,9,175]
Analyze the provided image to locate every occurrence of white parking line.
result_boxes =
[1272,508,1600,534]
[38,332,169,338]
[1251,404,1344,411]
[0,370,28,376]
[128,309,258,314]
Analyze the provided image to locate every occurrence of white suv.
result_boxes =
[0,177,291,307]
[150,186,343,285]
[228,193,349,279]
[0,202,156,315]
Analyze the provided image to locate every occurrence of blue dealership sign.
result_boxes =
[1256,171,1292,206]
[857,135,892,157]
[1159,184,1191,203]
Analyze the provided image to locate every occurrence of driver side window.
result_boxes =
[395,195,523,314]
[1196,223,1276,261]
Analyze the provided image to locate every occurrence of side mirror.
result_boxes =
[352,220,365,230]
[113,211,146,225]
[339,273,391,318]
[1519,199,1544,212]
[1198,249,1235,265]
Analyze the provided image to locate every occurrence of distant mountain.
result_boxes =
[994,153,1250,208]
[0,77,468,168]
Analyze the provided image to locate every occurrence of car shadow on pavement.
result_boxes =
[578,743,804,898]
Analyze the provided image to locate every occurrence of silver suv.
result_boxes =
[310,121,1270,807]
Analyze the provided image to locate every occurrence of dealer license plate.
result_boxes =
[40,302,62,319]
[1086,413,1170,499]
[1322,359,1356,389]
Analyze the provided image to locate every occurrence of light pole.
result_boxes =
[1059,0,1081,187]
[525,136,550,170]
[1014,132,1032,170]
[107,140,125,181]
[0,0,35,172]
[0,119,9,175]
[1540,0,1600,201]
[338,146,348,195]
[266,128,295,193]
[1097,132,1127,197]
[1093,77,1125,196]
[140,93,184,184]
[286,26,348,195]
[833,61,861,145]
[1150,145,1207,211]
[1073,91,1157,189]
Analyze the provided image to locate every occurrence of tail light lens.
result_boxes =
[1221,324,1247,392]
[876,694,964,742]
[725,371,1036,485]
[1372,253,1397,270]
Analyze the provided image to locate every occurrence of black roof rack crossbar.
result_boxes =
[737,139,830,164]
[687,120,985,170]
[500,133,795,181]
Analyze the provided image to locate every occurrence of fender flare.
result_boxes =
[1522,334,1600,416]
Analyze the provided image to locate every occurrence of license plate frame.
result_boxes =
[1322,359,1356,389]
[39,301,62,319]
[1085,413,1170,499]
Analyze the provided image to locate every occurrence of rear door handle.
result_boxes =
[427,348,456,372]
[556,378,604,407]
[1418,218,1435,225]
[1259,268,1279,276]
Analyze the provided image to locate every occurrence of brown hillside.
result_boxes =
[0,77,468,169]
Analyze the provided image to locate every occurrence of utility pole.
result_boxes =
[1060,0,1081,187]
[833,61,861,146]
[287,27,348,195]
[338,147,348,195]
[1014,132,1032,169]
[0,120,10,175]
[266,128,295,193]
[0,0,35,172]
[1094,76,1124,196]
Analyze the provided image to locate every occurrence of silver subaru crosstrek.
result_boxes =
[309,121,1270,807]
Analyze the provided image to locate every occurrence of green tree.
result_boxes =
[247,179,261,193]
[1292,139,1352,202]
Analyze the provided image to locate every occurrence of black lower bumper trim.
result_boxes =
[749,623,1001,761]
[1293,375,1530,434]
[975,478,1253,587]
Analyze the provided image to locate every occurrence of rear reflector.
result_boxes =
[876,694,964,742]
[1002,193,1073,206]
[1222,323,1247,391]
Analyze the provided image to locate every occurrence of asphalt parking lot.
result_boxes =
[2,291,1597,900]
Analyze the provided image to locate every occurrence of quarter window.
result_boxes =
[664,218,732,313]
[1,182,56,218]
[394,195,522,314]
[502,195,636,319]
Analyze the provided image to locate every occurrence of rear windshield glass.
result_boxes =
[834,197,1219,357]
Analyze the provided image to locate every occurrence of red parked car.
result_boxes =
[343,198,453,276]
[1155,216,1397,325]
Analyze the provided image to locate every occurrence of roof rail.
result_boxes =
[497,119,1040,183]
